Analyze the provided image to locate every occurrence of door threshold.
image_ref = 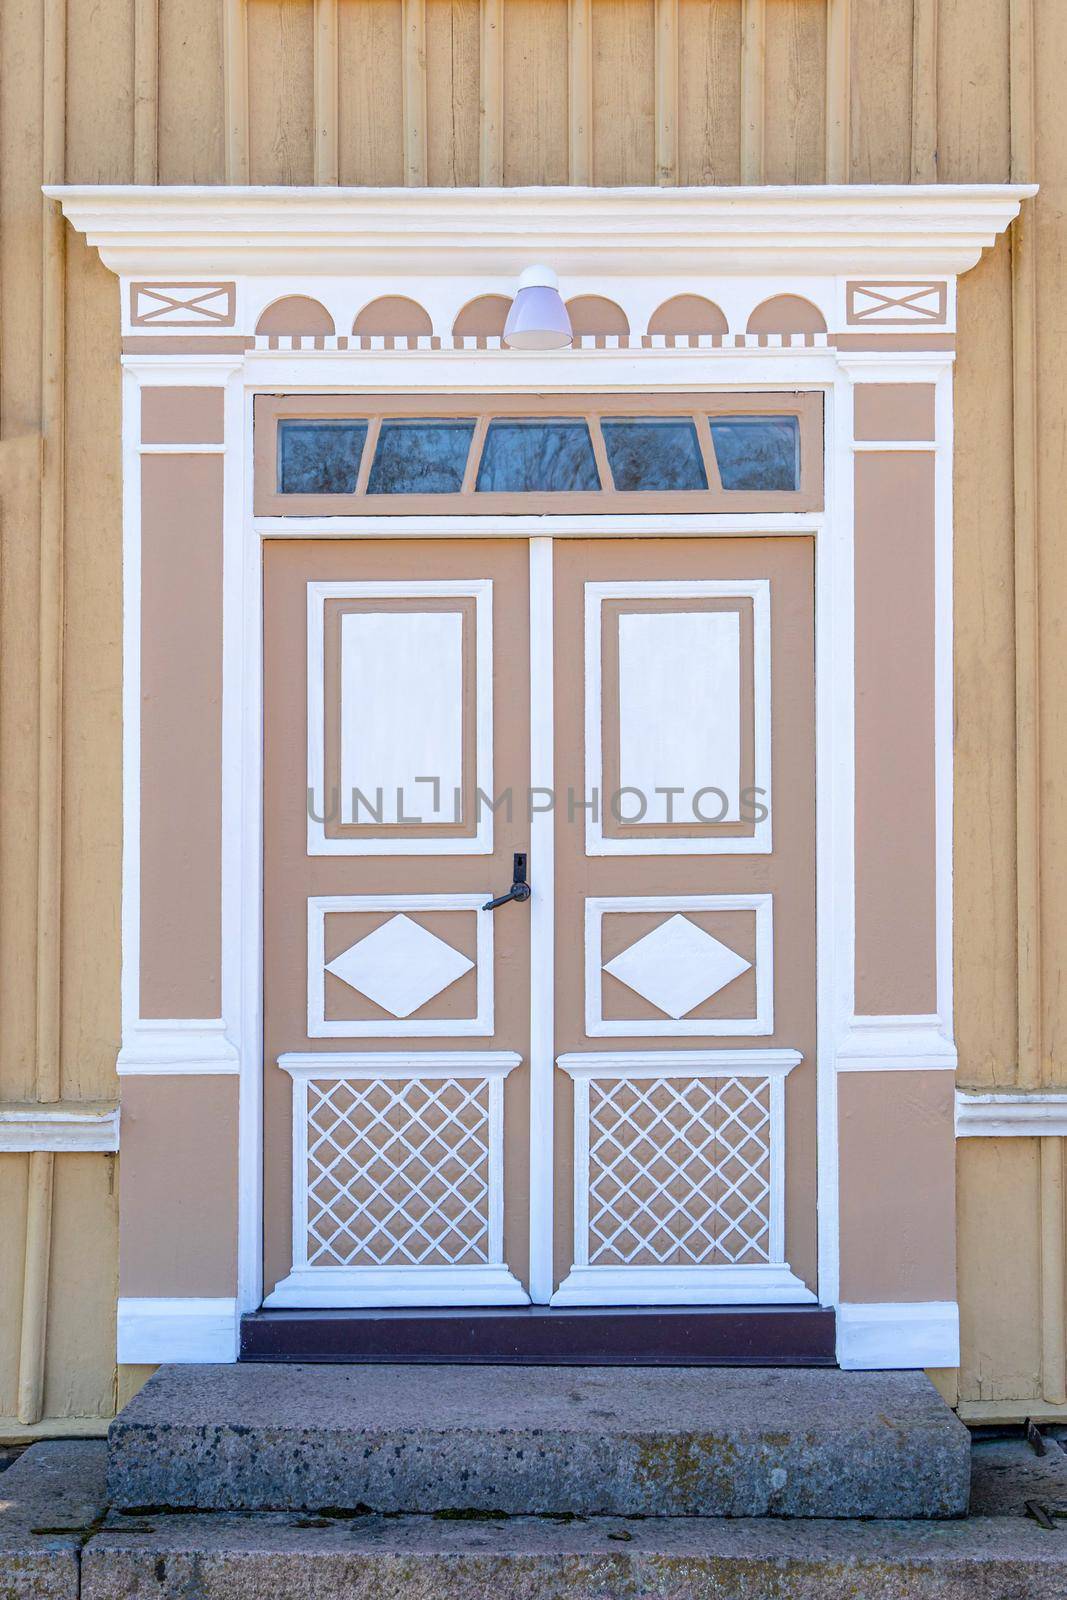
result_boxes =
[240,1304,837,1366]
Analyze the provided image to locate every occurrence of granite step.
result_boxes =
[80,1510,1067,1600]
[107,1362,971,1519]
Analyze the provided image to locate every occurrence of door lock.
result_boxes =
[483,852,531,911]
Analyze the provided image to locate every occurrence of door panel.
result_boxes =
[262,539,531,1306]
[550,539,816,1305]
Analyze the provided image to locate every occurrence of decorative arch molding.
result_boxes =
[649,295,728,337]
[255,295,335,336]
[452,294,512,341]
[353,295,433,341]
[747,294,828,336]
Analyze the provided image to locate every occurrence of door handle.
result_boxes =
[483,852,531,911]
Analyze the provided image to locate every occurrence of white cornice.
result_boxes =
[955,1090,1067,1138]
[45,184,1034,279]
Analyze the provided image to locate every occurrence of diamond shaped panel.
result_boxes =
[326,913,474,1019]
[603,913,751,1020]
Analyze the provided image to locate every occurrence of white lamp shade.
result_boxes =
[503,265,572,350]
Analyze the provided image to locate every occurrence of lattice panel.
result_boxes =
[303,1075,492,1267]
[583,1075,774,1268]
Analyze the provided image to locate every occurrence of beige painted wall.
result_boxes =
[0,0,1060,1429]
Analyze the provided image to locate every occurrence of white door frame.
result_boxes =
[150,345,954,1317]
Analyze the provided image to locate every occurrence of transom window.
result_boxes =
[254,393,822,515]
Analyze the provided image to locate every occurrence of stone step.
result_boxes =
[80,1511,1067,1600]
[107,1363,970,1519]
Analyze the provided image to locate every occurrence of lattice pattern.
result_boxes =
[585,1075,772,1267]
[304,1075,491,1267]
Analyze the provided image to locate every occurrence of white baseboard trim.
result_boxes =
[551,1263,817,1307]
[264,1264,530,1308]
[836,1301,960,1370]
[117,1297,239,1363]
[955,1090,1067,1138]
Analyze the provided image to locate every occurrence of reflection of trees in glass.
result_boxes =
[709,416,800,491]
[279,421,368,493]
[367,421,476,494]
[477,420,600,492]
[602,418,708,491]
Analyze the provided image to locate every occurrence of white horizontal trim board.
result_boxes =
[117,1298,239,1363]
[557,1048,801,1078]
[955,1091,1067,1138]
[265,1265,529,1309]
[836,1302,960,1370]
[836,1014,957,1072]
[116,1019,240,1075]
[279,1050,522,1078]
[552,1264,816,1307]
[0,1102,119,1153]
[48,183,1033,279]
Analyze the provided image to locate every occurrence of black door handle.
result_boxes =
[483,852,531,911]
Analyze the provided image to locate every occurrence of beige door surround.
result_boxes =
[44,181,1029,1366]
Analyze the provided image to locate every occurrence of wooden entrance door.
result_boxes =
[261,536,815,1309]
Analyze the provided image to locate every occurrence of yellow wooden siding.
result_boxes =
[0,0,1061,1431]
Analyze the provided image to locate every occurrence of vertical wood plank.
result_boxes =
[17,1153,54,1424]
[569,0,593,182]
[503,0,568,184]
[480,0,503,183]
[678,0,742,184]
[739,0,764,182]
[37,0,65,1108]
[223,0,249,182]
[313,0,338,183]
[592,0,655,183]
[337,0,404,185]
[427,0,480,186]
[911,0,938,181]
[1040,1139,1067,1403]
[655,0,678,184]
[133,0,159,182]
[157,0,225,182]
[566,0,591,181]
[825,0,850,180]
[1010,0,1040,1088]
[403,0,428,184]
[763,0,825,183]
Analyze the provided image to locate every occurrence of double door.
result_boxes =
[262,536,815,1307]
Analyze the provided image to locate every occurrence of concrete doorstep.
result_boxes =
[3,1436,1067,1599]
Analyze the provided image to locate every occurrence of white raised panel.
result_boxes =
[585,581,771,855]
[618,610,742,824]
[309,894,492,1037]
[340,609,463,825]
[586,895,773,1037]
[307,580,493,855]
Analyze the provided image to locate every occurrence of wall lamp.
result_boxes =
[502,265,573,350]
